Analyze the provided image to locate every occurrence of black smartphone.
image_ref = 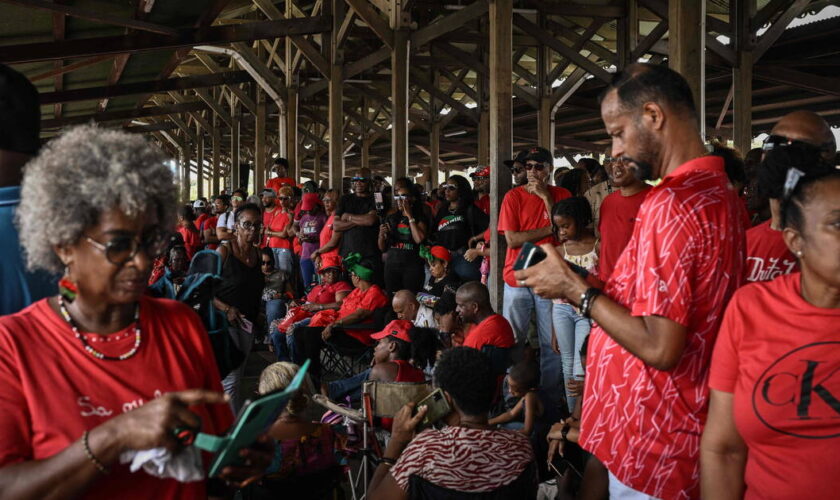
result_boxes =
[512,241,590,278]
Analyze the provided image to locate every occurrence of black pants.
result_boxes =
[384,258,426,295]
[294,326,367,385]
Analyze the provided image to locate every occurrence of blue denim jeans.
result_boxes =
[279,317,310,364]
[271,247,293,274]
[265,299,287,328]
[552,303,591,413]
[450,250,481,282]
[502,282,562,419]
[300,258,316,289]
[327,368,372,405]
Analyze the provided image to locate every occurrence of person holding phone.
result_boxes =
[379,183,427,294]
[431,175,489,282]
[368,347,536,499]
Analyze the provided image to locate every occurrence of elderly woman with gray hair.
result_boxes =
[0,126,271,499]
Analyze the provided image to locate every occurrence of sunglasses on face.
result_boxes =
[238,221,262,231]
[762,134,833,154]
[443,184,458,191]
[394,194,407,200]
[231,196,244,202]
[351,177,369,182]
[85,229,169,266]
[279,196,290,201]
[524,162,547,171]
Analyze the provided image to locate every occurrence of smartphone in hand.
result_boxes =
[512,241,590,278]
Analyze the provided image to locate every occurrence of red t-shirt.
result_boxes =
[265,209,292,249]
[203,215,219,250]
[580,156,745,499]
[597,187,650,281]
[318,214,340,259]
[475,194,490,215]
[306,280,352,305]
[266,177,295,192]
[709,273,840,499]
[176,226,201,261]
[463,314,515,350]
[498,186,571,287]
[194,213,209,232]
[745,220,797,283]
[338,285,388,344]
[0,297,234,500]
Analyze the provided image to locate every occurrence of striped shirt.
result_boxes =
[390,426,534,492]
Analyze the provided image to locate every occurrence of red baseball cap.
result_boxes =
[318,254,342,273]
[470,166,490,178]
[301,192,322,211]
[371,320,413,343]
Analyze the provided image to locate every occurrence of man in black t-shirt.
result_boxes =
[333,168,382,271]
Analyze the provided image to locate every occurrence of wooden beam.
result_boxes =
[753,66,840,97]
[31,54,115,82]
[329,0,345,189]
[537,3,624,17]
[194,87,234,128]
[0,17,332,63]
[193,53,257,114]
[345,0,394,48]
[668,0,703,118]
[39,70,252,104]
[231,102,241,190]
[255,89,267,191]
[732,0,754,153]
[52,3,66,120]
[753,0,810,61]
[0,0,180,35]
[40,100,208,129]
[411,0,489,49]
[489,0,512,312]
[392,28,409,180]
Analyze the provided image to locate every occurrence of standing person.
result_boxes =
[432,175,488,282]
[0,125,270,498]
[581,157,612,236]
[261,188,280,248]
[176,206,201,261]
[379,185,428,295]
[498,146,571,417]
[504,149,530,187]
[515,64,745,499]
[471,166,491,215]
[550,197,598,414]
[264,186,295,274]
[202,195,227,250]
[213,203,265,412]
[558,168,591,197]
[701,162,840,500]
[0,63,55,315]
[745,111,835,283]
[296,192,327,289]
[216,190,244,242]
[310,188,341,266]
[332,168,381,273]
[597,156,651,281]
[193,198,210,234]
[266,157,296,193]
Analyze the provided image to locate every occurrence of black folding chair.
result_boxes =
[321,306,390,378]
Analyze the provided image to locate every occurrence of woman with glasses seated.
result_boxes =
[0,126,270,499]
[431,175,489,283]
[293,254,388,386]
[213,203,265,411]
[379,180,428,295]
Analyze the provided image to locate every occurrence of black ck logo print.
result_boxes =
[752,342,840,439]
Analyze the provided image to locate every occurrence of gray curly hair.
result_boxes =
[17,125,177,274]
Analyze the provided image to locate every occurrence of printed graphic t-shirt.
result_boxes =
[580,156,745,499]
[498,186,571,287]
[744,220,797,282]
[709,273,840,500]
[0,297,234,500]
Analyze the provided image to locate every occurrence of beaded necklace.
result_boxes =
[57,296,142,361]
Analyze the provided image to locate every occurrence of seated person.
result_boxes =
[325,320,437,420]
[432,291,465,347]
[260,247,295,359]
[392,289,436,328]
[293,253,388,385]
[455,281,515,350]
[270,254,351,361]
[368,347,537,498]
[420,245,461,302]
[244,362,344,499]
[148,244,189,298]
[489,361,543,436]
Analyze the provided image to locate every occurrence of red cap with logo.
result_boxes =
[470,166,490,178]
[371,319,413,343]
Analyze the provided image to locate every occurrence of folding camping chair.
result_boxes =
[321,306,391,378]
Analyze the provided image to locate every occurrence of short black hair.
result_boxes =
[0,63,40,155]
[260,246,274,262]
[234,202,262,222]
[508,360,539,391]
[433,291,457,316]
[577,158,603,179]
[434,347,496,416]
[600,63,697,120]
[232,188,248,198]
[552,196,593,231]
[178,205,196,222]
[409,326,439,369]
[273,157,289,167]
[213,194,230,207]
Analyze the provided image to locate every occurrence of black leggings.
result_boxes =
[294,326,367,385]
[383,258,426,295]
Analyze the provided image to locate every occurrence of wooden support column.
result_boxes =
[732,0,754,153]
[255,89,267,191]
[391,28,410,180]
[668,0,704,122]
[488,0,513,311]
[231,103,241,192]
[180,141,190,203]
[328,0,345,190]
[430,122,440,186]
[361,137,371,170]
[287,84,299,180]
[212,128,221,196]
[478,110,490,165]
[313,149,322,185]
[196,131,205,199]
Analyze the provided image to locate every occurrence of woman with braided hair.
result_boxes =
[293,253,388,385]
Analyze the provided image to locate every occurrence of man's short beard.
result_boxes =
[623,123,660,181]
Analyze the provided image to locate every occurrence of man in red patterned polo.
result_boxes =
[516,63,745,499]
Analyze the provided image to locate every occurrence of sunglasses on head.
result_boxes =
[524,162,547,171]
[85,228,169,266]
[238,221,262,231]
[762,134,833,154]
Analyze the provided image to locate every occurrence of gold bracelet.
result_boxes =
[82,430,110,474]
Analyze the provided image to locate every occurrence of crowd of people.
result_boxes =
[0,58,838,500]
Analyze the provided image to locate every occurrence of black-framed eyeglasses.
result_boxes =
[762,134,833,154]
[524,162,546,171]
[238,221,262,231]
[85,229,169,265]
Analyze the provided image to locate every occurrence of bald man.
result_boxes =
[768,110,836,162]
[392,290,436,328]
